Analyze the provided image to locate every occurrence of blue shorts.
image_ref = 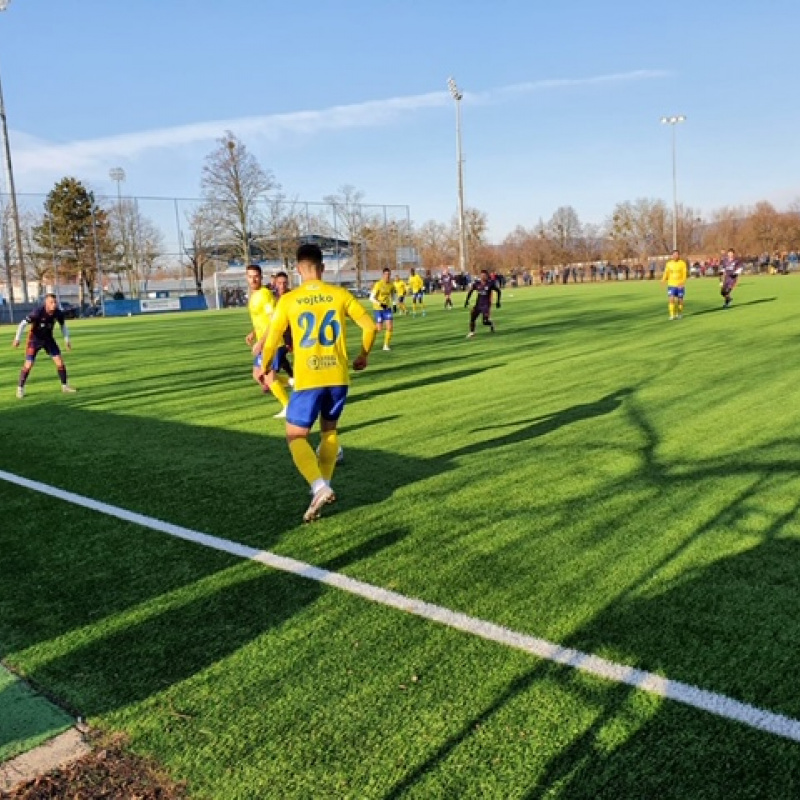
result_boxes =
[667,286,685,299]
[374,309,394,324]
[413,291,424,303]
[288,386,348,429]
[253,346,287,371]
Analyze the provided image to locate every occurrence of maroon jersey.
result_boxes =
[25,305,65,343]
[468,278,500,311]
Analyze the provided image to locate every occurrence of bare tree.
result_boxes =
[201,131,277,268]
[547,205,582,265]
[183,203,223,295]
[412,220,451,271]
[323,185,369,286]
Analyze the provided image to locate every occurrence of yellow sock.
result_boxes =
[271,380,289,408]
[384,330,392,348]
[288,438,322,486]
[318,430,339,481]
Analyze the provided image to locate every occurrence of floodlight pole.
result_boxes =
[448,77,468,276]
[109,166,128,295]
[660,114,686,251]
[0,0,28,302]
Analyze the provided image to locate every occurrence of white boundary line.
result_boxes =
[4,467,800,743]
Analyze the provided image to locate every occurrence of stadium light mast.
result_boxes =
[109,166,128,292]
[0,0,29,303]
[660,114,686,252]
[448,77,468,276]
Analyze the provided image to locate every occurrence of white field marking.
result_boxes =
[3,468,800,743]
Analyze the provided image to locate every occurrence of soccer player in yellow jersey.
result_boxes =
[246,264,290,416]
[259,243,376,522]
[408,267,426,316]
[661,249,688,320]
[393,276,408,315]
[369,267,395,351]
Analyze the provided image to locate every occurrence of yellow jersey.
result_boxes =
[262,281,374,389]
[662,259,687,287]
[393,278,407,297]
[248,287,275,340]
[409,273,425,294]
[370,279,395,310]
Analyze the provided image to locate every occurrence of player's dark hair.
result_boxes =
[45,292,57,300]
[296,243,323,266]
[246,264,262,275]
[275,271,288,279]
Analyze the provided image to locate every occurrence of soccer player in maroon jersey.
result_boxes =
[441,268,456,310]
[464,270,501,337]
[12,294,76,397]
[720,248,743,309]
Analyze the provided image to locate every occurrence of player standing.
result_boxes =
[720,248,743,309]
[246,264,290,417]
[661,249,688,320]
[272,270,295,385]
[258,243,376,522]
[13,294,76,397]
[464,270,501,337]
[441,268,456,310]
[408,268,426,317]
[369,267,395,351]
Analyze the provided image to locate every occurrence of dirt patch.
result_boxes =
[2,732,188,799]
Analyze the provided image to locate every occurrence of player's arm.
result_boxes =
[258,305,288,369]
[493,283,502,309]
[12,317,30,347]
[348,304,376,371]
[59,319,72,350]
[464,288,473,308]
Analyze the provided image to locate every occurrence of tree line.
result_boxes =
[2,129,799,305]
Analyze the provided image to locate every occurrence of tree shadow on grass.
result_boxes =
[381,538,800,800]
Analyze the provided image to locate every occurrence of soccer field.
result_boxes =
[2,276,800,799]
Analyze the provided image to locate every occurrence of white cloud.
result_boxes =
[11,69,669,185]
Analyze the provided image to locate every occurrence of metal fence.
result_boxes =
[0,192,415,306]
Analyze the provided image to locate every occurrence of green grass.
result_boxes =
[0,663,73,762]
[2,276,800,798]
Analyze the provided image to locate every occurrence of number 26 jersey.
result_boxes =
[265,281,370,390]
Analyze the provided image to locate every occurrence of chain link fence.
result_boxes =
[0,193,416,315]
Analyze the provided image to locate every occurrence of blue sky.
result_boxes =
[2,0,799,243]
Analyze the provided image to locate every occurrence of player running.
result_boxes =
[464,269,501,337]
[246,264,290,417]
[13,294,76,397]
[369,267,395,351]
[408,268,426,316]
[720,248,743,309]
[661,249,688,320]
[258,243,376,522]
[392,275,408,315]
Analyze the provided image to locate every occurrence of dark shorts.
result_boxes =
[253,345,288,372]
[288,386,348,429]
[26,337,60,361]
[667,286,685,299]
